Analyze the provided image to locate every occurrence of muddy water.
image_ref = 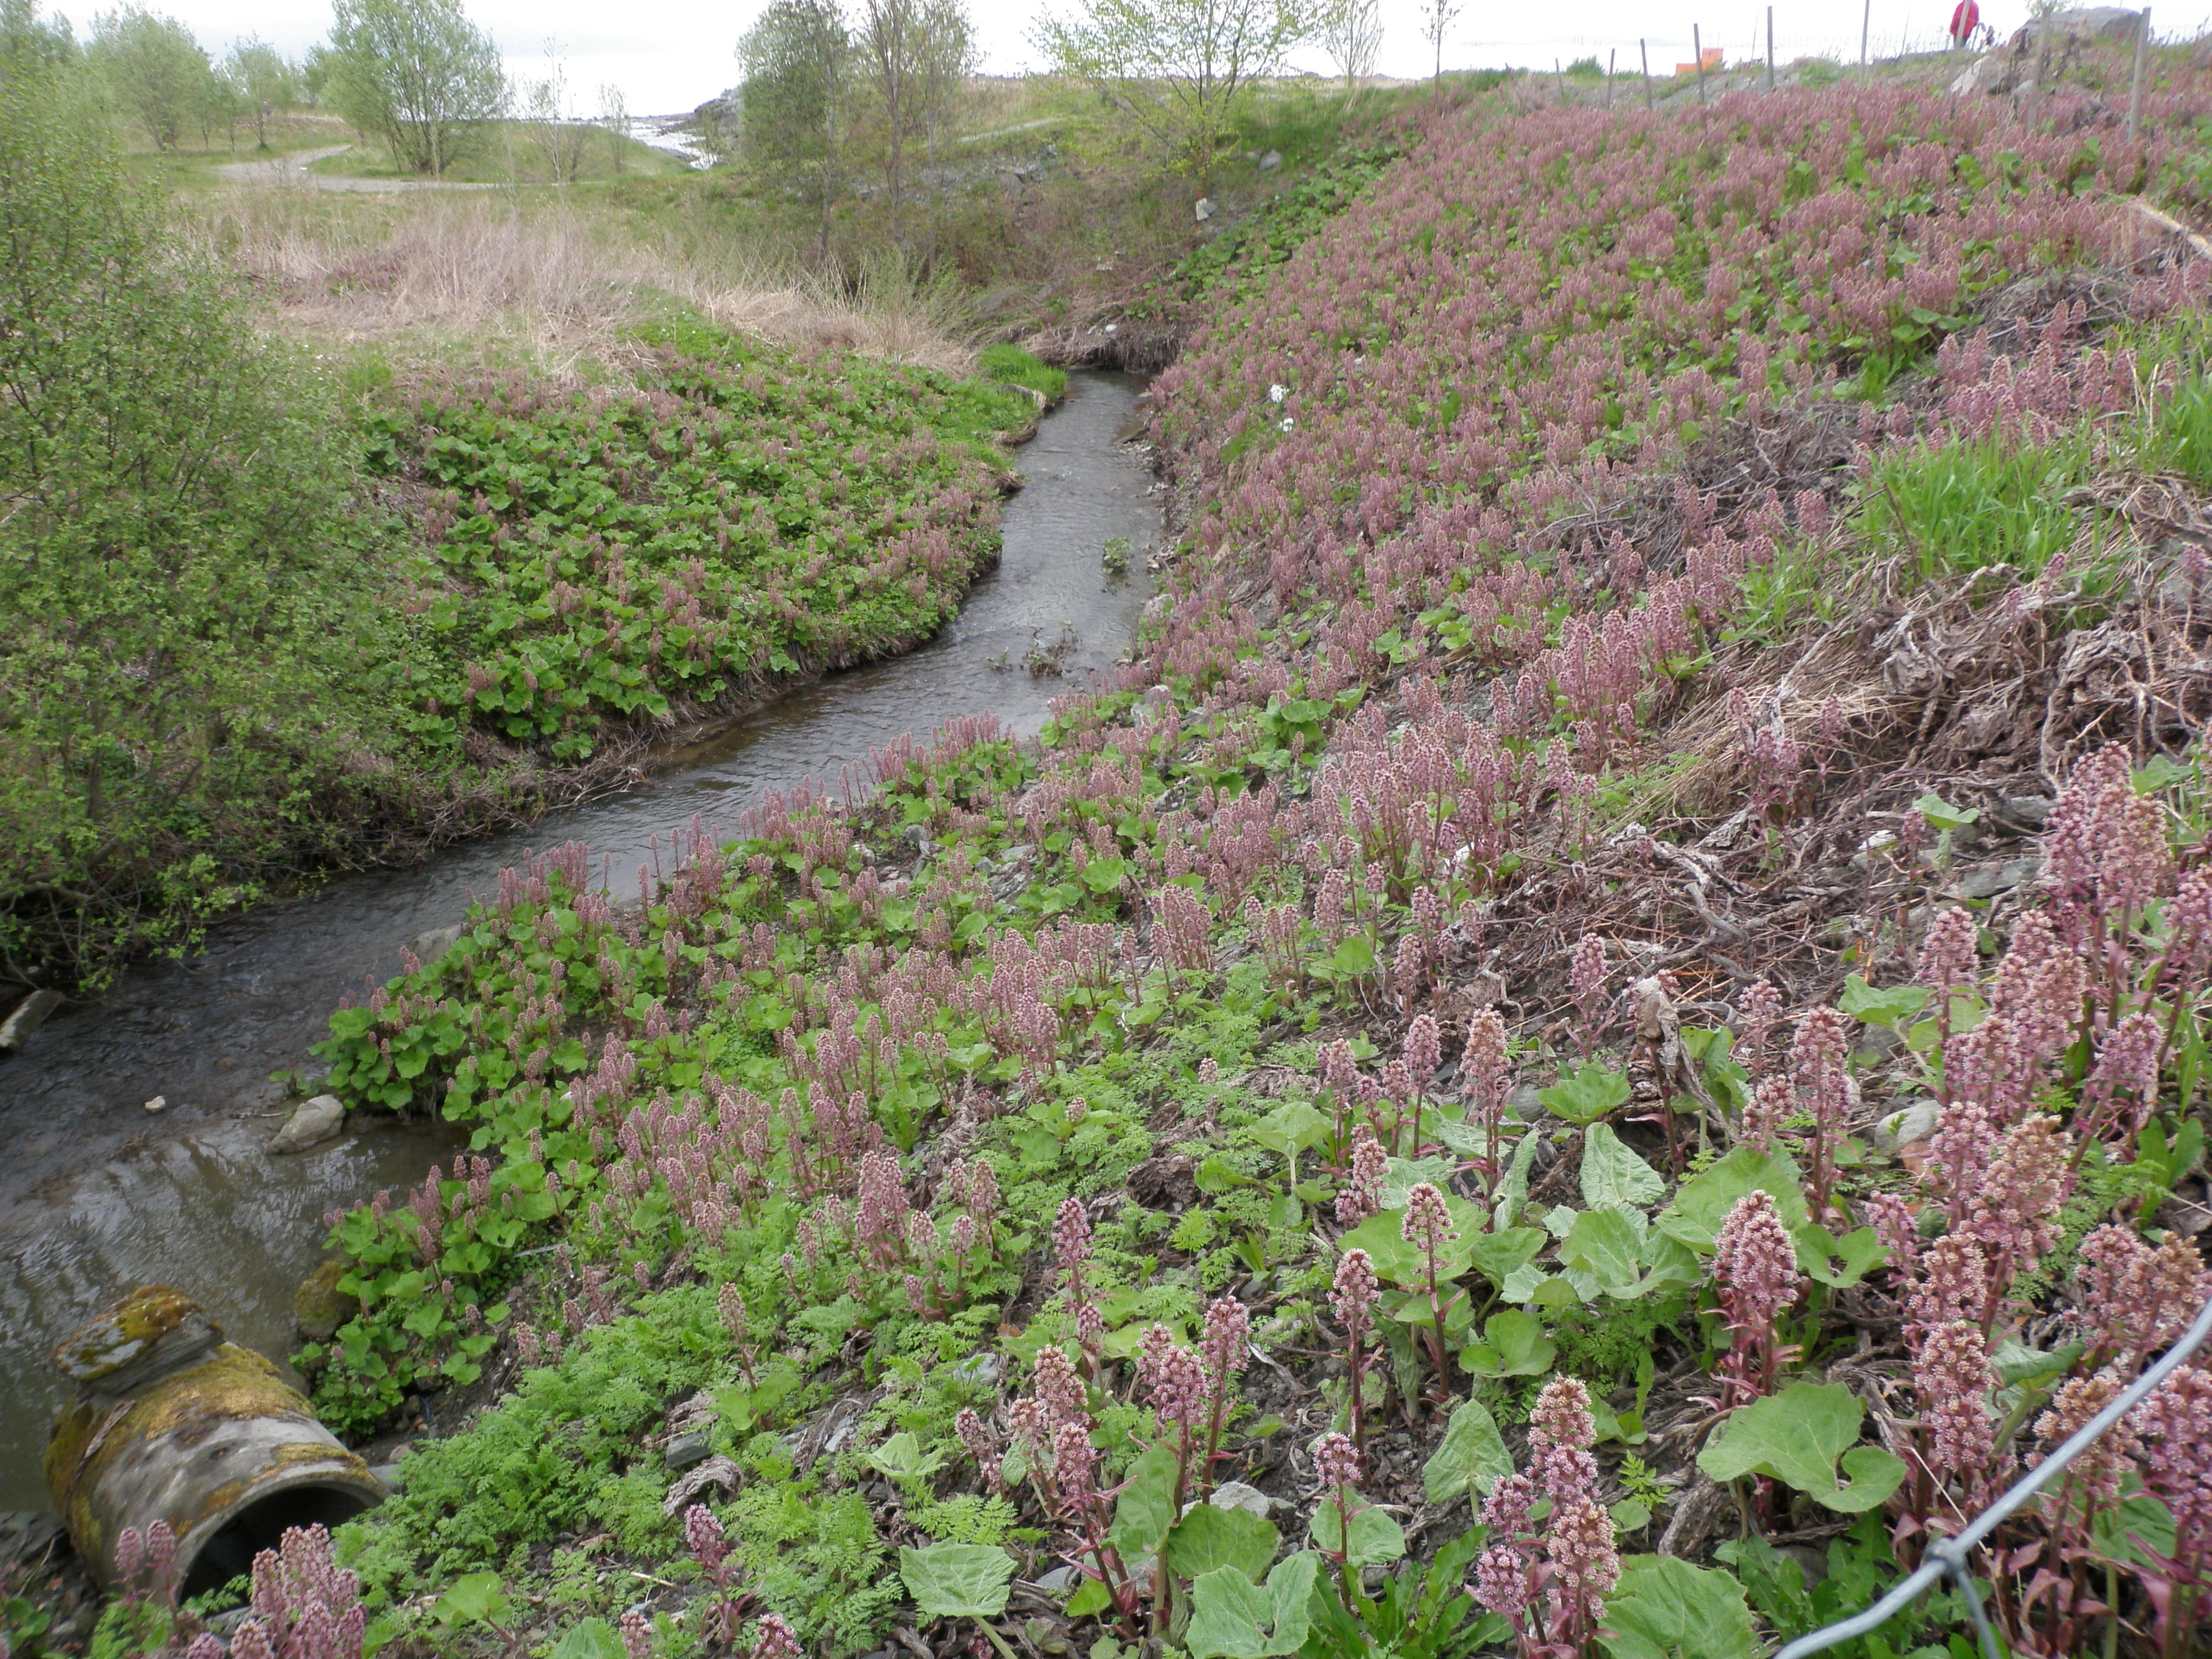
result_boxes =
[0,372,1159,1511]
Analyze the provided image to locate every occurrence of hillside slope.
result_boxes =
[127,74,2212,1659]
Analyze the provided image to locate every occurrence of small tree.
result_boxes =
[738,0,846,265]
[87,5,216,150]
[597,79,628,175]
[322,0,505,176]
[914,0,973,260]
[1420,0,1461,92]
[1031,0,1316,205]
[1,0,78,68]
[520,38,586,183]
[223,38,295,149]
[1321,0,1381,96]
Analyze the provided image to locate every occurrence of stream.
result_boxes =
[0,371,1159,1513]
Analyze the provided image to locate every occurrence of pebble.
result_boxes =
[144,1095,167,1113]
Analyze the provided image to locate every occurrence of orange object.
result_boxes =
[1674,47,1724,75]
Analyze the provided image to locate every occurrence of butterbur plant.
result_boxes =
[1709,1188,1800,1403]
[1473,1377,1620,1659]
[1331,1247,1378,1449]
[235,1524,365,1659]
[1400,1182,1460,1396]
[685,1503,752,1646]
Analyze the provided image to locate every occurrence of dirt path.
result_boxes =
[214,144,495,193]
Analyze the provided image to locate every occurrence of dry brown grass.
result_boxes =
[172,190,978,378]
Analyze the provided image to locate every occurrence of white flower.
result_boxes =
[1280,417,1295,432]
[1269,383,1287,403]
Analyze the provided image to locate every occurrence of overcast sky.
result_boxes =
[63,1,2173,118]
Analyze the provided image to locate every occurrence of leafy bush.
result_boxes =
[0,49,433,986]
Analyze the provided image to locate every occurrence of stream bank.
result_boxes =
[0,370,1160,1515]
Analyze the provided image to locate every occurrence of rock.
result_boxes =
[408,924,463,969]
[1506,1083,1545,1122]
[143,1095,167,1113]
[1997,795,2054,830]
[1210,1480,1276,1517]
[368,1463,405,1492]
[269,1093,346,1155]
[1951,857,2040,900]
[950,1352,1002,1386]
[293,1259,357,1342]
[662,1453,741,1515]
[1031,1565,1081,1594]
[2031,6,2148,45]
[665,1430,714,1470]
[0,988,63,1052]
[1871,1101,1941,1155]
[1258,149,1282,171]
[1194,196,1215,222]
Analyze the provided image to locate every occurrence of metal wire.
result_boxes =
[1772,1289,2212,1659]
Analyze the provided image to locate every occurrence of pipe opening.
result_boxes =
[181,1484,377,1600]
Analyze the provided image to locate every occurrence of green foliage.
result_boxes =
[979,344,1067,401]
[1165,1506,1280,1584]
[1599,1557,1756,1659]
[87,4,219,149]
[322,0,505,177]
[896,1543,1015,1620]
[0,50,429,987]
[374,326,1027,756]
[736,0,843,193]
[1185,1553,1319,1659]
[1177,143,1403,308]
[1863,432,2100,581]
[1298,1530,1503,1659]
[1696,1382,1909,1512]
[1717,1520,1979,1658]
[2142,364,2212,488]
[1421,1395,1513,1504]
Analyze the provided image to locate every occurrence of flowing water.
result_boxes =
[0,371,1159,1512]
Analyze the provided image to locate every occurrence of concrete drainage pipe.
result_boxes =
[44,1286,386,1598]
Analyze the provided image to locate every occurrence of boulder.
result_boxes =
[0,988,63,1052]
[293,1258,357,1342]
[2033,7,2151,45]
[407,923,463,969]
[268,1093,346,1155]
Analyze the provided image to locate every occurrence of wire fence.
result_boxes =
[1442,2,2193,84]
[1769,1288,2212,1658]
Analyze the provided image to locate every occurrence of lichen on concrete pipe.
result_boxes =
[44,1286,386,1598]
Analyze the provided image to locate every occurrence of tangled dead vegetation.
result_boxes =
[176,194,980,379]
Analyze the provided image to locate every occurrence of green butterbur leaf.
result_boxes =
[1107,1443,1180,1560]
[1459,1309,1555,1379]
[1580,1124,1666,1208]
[1538,1064,1632,1125]
[899,1543,1017,1620]
[1185,1553,1319,1659]
[1599,1556,1756,1659]
[1307,1496,1406,1565]
[1165,1505,1279,1584]
[432,1573,509,1628]
[1423,1395,1514,1503]
[1696,1384,1908,1513]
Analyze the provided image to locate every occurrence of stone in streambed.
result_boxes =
[293,1258,357,1342]
[269,1094,346,1154]
[0,988,63,1052]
